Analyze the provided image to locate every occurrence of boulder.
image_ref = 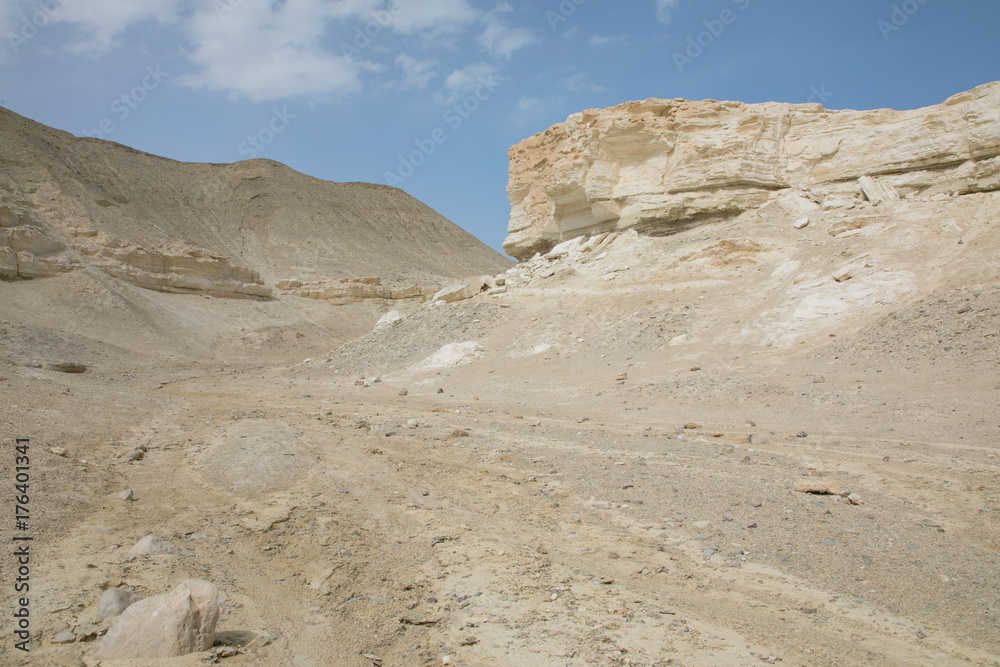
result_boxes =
[93,579,219,659]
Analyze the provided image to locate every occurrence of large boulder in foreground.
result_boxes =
[93,579,219,660]
[503,82,1000,259]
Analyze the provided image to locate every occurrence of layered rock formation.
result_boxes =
[1,207,270,298]
[504,82,1000,259]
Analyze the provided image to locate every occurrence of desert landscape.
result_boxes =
[2,81,999,667]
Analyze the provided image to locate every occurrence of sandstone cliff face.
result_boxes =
[504,82,1000,260]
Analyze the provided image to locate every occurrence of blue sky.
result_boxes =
[1,0,998,256]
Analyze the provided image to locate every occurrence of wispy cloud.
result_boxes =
[565,72,607,93]
[434,61,502,105]
[395,53,438,90]
[478,1,535,60]
[53,0,181,55]
[516,95,538,110]
[390,0,479,34]
[589,34,627,47]
[655,0,681,25]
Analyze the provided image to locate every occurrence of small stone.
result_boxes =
[847,493,864,505]
[50,629,76,644]
[128,535,179,557]
[50,446,69,457]
[448,429,470,439]
[684,422,698,430]
[616,372,628,382]
[355,380,365,386]
[794,480,843,496]
[749,434,766,446]
[124,449,143,463]
[796,431,808,438]
[690,366,702,372]
[813,376,825,384]
[437,388,444,394]
[711,431,724,438]
[793,216,810,229]
[398,388,409,396]
[118,489,134,501]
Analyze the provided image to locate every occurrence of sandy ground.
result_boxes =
[2,192,999,666]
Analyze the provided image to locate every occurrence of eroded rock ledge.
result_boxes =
[1,208,271,299]
[503,82,1000,260]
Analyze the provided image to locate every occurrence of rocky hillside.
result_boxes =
[0,105,511,299]
[504,81,1000,259]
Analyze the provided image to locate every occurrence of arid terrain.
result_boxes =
[2,85,999,667]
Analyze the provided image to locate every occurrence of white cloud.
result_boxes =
[395,53,437,90]
[434,61,501,105]
[478,1,535,60]
[588,35,627,47]
[565,73,607,93]
[516,96,538,110]
[389,0,479,34]
[655,0,681,25]
[53,0,181,54]
[178,0,370,101]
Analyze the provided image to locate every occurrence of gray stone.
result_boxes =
[93,579,219,660]
[97,587,141,621]
[50,629,76,644]
[129,534,179,556]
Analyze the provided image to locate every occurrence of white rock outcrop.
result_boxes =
[419,342,485,369]
[93,579,219,660]
[503,82,1000,260]
[431,275,496,304]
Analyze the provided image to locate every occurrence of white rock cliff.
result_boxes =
[503,82,1000,260]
